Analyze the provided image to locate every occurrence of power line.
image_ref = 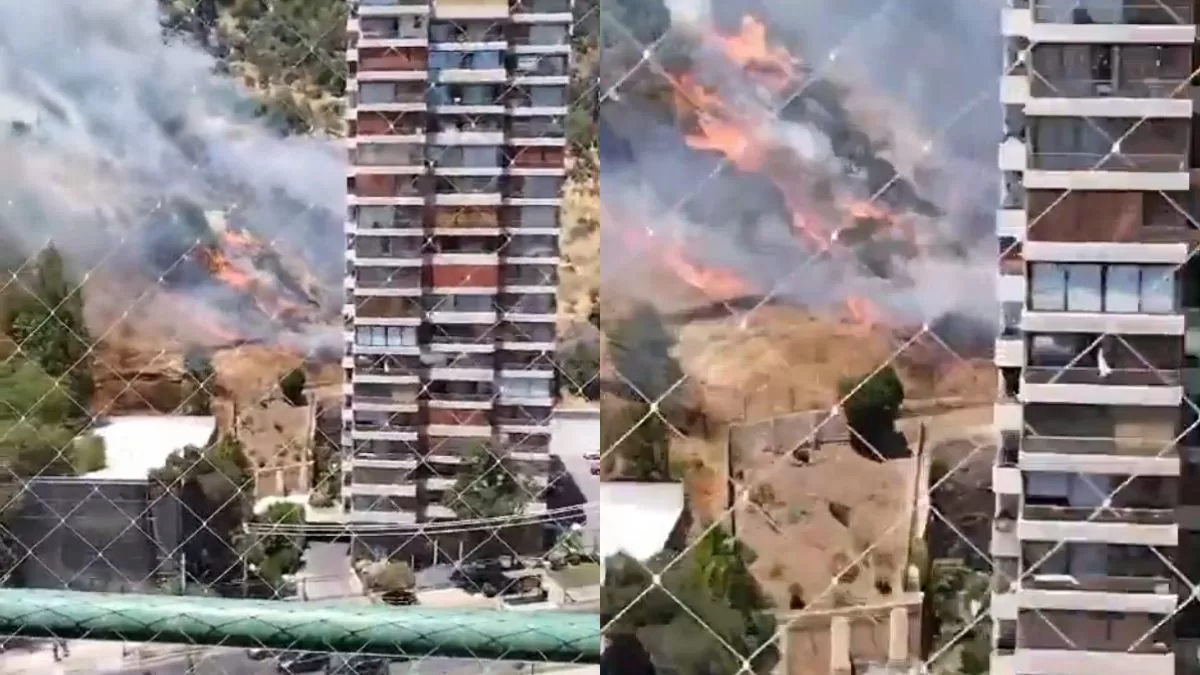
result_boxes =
[246,503,597,536]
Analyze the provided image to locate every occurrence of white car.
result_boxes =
[583,451,600,462]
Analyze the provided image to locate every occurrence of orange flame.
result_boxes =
[191,228,315,343]
[657,15,905,324]
[845,295,882,328]
[708,16,801,93]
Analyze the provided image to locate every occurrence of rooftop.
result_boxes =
[84,415,218,481]
[599,481,685,562]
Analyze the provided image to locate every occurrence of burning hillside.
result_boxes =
[601,8,995,333]
[0,0,344,355]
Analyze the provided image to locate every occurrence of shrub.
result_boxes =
[368,561,416,594]
[837,365,905,448]
[787,583,806,610]
[70,435,107,474]
[827,501,851,527]
[279,368,306,406]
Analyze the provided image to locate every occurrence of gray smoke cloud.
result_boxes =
[0,0,343,344]
[601,0,1004,333]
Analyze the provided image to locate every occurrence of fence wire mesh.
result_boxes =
[598,1,1200,675]
[0,0,601,672]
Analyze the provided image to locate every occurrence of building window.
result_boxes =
[355,326,418,348]
[498,378,551,398]
[1029,263,1176,314]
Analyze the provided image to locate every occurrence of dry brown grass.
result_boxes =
[676,305,995,424]
[85,278,325,497]
[734,440,916,609]
[559,151,600,331]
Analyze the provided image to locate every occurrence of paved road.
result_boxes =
[550,410,600,550]
[297,542,364,601]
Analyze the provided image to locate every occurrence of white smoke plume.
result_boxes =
[0,0,344,342]
[601,0,1004,333]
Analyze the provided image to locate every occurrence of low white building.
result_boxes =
[13,415,218,592]
[599,481,687,578]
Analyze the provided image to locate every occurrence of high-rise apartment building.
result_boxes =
[993,2,1200,674]
[342,0,571,523]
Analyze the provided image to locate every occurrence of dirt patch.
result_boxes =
[675,306,994,425]
[234,397,312,497]
[733,440,917,610]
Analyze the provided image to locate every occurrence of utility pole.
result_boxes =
[179,553,187,594]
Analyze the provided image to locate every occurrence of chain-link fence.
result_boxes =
[0,0,602,671]
[599,1,1200,675]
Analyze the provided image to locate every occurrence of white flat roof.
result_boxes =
[600,481,685,563]
[84,415,218,481]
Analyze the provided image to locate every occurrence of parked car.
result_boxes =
[246,647,275,660]
[275,651,330,673]
[589,461,600,475]
[330,654,390,674]
[582,451,600,462]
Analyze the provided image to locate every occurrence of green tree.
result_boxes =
[279,368,306,406]
[927,560,991,675]
[366,561,416,594]
[602,534,777,675]
[600,397,670,481]
[184,351,216,415]
[150,436,253,586]
[837,365,905,452]
[559,339,600,401]
[241,501,306,596]
[5,246,94,422]
[443,443,536,519]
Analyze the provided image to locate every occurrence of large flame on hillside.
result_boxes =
[625,15,927,329]
[178,213,326,346]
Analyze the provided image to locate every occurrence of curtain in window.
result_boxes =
[1066,264,1102,311]
[1105,265,1140,312]
[1139,265,1176,314]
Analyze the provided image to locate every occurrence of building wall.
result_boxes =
[995,2,1199,670]
[342,0,568,526]
[12,478,184,592]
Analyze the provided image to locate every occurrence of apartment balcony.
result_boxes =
[994,334,1024,368]
[994,399,1024,432]
[1021,310,1187,337]
[511,0,571,21]
[432,0,509,20]
[1025,79,1193,118]
[1030,0,1194,26]
[1024,152,1189,191]
[1017,574,1176,616]
[346,482,418,498]
[1020,435,1179,476]
[347,455,419,470]
[1020,366,1183,406]
[996,207,1026,240]
[992,510,1020,558]
[351,424,421,442]
[353,370,420,385]
[997,271,1026,303]
[1022,239,1192,266]
[353,394,420,413]
[346,508,420,526]
[1013,649,1172,675]
[422,477,457,493]
[1017,504,1178,546]
[357,0,431,16]
[1005,2,1195,46]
